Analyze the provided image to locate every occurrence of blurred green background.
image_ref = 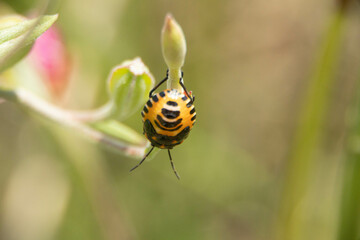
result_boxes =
[1,0,360,240]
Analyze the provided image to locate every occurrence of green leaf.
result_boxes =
[91,120,146,146]
[107,57,154,120]
[0,14,58,73]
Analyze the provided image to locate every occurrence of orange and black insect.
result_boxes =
[130,70,196,179]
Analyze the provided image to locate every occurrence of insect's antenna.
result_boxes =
[149,69,169,97]
[130,146,155,172]
[179,71,194,103]
[168,149,180,180]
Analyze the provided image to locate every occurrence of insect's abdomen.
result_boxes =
[141,89,196,149]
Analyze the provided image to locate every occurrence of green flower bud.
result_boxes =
[107,57,154,120]
[161,14,186,69]
[161,14,186,90]
[0,14,58,73]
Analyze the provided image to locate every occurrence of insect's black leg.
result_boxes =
[149,70,169,97]
[168,149,180,180]
[179,72,194,103]
[130,146,155,172]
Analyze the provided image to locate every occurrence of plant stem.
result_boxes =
[167,67,182,90]
[67,102,114,123]
[276,10,347,240]
[0,87,147,158]
[337,75,360,240]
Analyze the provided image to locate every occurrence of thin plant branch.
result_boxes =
[0,87,147,158]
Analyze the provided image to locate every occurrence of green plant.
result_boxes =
[0,13,188,161]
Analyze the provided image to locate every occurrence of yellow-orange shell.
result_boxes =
[141,89,196,149]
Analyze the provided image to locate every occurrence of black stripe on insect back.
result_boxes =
[144,119,190,149]
[181,95,188,101]
[144,119,157,136]
[157,115,182,128]
[152,95,159,102]
[154,120,183,132]
[166,101,178,106]
[186,101,192,108]
[156,126,190,145]
[146,100,153,108]
[191,115,196,121]
[141,111,145,117]
[190,107,195,115]
[159,91,166,97]
[161,108,180,119]
[143,106,149,113]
